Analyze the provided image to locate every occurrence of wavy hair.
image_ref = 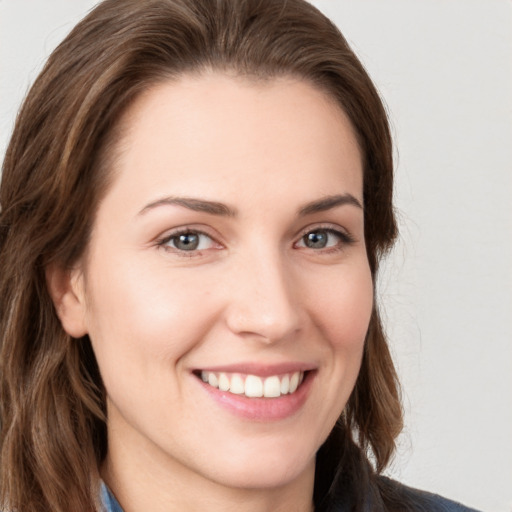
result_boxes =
[0,1,403,510]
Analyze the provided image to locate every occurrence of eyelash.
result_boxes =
[157,227,219,257]
[156,225,356,257]
[294,225,356,253]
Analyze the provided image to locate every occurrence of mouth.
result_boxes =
[192,364,316,420]
[196,370,306,399]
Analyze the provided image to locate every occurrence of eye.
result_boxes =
[159,229,217,253]
[295,227,354,251]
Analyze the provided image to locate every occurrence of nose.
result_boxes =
[223,249,302,344]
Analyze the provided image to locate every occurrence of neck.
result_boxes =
[102,432,316,512]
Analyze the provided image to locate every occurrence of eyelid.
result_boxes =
[154,222,355,256]
[293,223,356,249]
[156,226,223,255]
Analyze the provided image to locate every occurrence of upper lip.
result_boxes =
[194,362,317,377]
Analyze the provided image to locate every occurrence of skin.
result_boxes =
[50,73,373,512]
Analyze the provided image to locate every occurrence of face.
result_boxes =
[65,74,373,493]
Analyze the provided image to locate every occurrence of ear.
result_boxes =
[46,263,88,338]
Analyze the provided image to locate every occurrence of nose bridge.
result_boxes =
[225,243,301,342]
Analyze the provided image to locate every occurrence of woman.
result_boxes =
[0,1,480,511]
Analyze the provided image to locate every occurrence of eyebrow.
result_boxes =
[138,196,237,217]
[298,194,363,216]
[138,193,362,218]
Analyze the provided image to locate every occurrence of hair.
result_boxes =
[0,1,406,510]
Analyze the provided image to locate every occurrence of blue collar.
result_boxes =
[100,482,124,512]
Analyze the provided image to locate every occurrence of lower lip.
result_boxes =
[196,372,315,421]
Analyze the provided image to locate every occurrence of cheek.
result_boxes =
[305,262,374,352]
[82,251,221,378]
[300,261,373,440]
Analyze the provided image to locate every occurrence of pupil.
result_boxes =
[176,233,199,250]
[305,231,327,248]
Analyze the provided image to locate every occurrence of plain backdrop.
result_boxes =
[1,1,511,511]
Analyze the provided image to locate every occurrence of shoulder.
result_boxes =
[377,476,482,512]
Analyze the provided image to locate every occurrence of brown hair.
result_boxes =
[0,1,402,510]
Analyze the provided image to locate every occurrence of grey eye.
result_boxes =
[160,230,218,254]
[173,232,200,251]
[297,228,351,251]
[303,230,330,249]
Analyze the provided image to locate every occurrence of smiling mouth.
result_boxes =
[196,370,306,399]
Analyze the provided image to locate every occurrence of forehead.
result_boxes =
[104,73,363,210]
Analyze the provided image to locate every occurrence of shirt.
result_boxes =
[101,483,124,512]
[100,480,481,512]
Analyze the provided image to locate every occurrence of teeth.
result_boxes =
[229,374,245,394]
[245,375,263,397]
[208,373,218,388]
[218,373,230,391]
[263,376,281,398]
[199,370,305,398]
[289,372,300,394]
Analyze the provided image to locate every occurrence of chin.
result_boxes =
[203,445,316,490]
